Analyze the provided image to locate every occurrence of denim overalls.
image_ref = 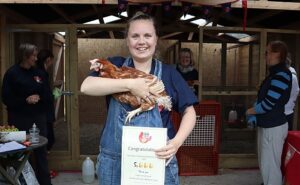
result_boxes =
[96,58,179,185]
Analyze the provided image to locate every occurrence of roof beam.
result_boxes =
[48,4,76,24]
[188,32,194,41]
[0,5,36,23]
[0,1,300,11]
[92,5,104,24]
[160,32,182,39]
[247,10,283,26]
[231,1,300,11]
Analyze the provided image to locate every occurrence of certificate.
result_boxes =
[121,126,167,185]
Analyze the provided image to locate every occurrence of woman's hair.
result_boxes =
[125,11,158,37]
[36,49,54,70]
[179,48,194,65]
[286,52,292,66]
[268,40,288,64]
[17,43,38,64]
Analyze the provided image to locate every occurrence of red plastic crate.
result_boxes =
[177,146,218,176]
[171,100,221,176]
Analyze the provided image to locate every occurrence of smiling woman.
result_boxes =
[125,12,158,69]
[80,11,198,185]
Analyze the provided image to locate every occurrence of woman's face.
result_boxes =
[179,51,191,67]
[266,45,280,66]
[45,57,54,69]
[126,19,158,63]
[25,50,38,67]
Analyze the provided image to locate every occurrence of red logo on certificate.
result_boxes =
[138,132,152,143]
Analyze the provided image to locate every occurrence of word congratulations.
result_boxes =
[128,146,154,152]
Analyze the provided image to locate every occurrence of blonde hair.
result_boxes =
[179,48,194,66]
[124,11,158,38]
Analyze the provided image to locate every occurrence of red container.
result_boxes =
[171,100,221,176]
[282,131,300,185]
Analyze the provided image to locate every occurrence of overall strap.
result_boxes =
[123,57,162,80]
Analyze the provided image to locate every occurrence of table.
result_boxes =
[282,131,300,185]
[0,136,47,185]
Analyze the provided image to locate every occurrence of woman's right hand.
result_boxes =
[128,78,154,103]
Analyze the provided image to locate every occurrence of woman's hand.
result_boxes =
[147,77,165,96]
[246,107,256,115]
[155,139,180,160]
[127,78,154,104]
[26,94,40,104]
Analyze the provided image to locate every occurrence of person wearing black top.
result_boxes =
[176,48,199,96]
[246,41,292,185]
[2,43,52,185]
[37,49,56,152]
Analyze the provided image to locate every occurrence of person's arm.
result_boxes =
[80,76,154,98]
[170,105,196,148]
[247,72,291,115]
[2,71,27,108]
[155,105,196,159]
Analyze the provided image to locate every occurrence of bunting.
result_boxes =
[127,0,173,3]
[179,0,238,6]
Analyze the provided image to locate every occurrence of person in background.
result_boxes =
[246,40,292,185]
[285,53,299,131]
[80,11,198,185]
[36,49,56,151]
[176,48,199,96]
[2,43,52,185]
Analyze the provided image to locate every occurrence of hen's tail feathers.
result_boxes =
[156,96,172,111]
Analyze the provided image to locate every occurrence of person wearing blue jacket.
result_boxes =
[246,41,292,185]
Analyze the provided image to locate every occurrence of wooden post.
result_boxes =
[259,31,267,83]
[0,14,5,123]
[198,27,203,100]
[221,43,227,88]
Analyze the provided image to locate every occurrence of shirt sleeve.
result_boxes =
[292,73,300,96]
[169,67,199,113]
[1,70,27,109]
[255,71,291,114]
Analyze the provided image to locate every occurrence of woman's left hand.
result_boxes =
[155,139,180,159]
[246,107,256,115]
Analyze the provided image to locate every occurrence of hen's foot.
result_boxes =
[125,108,142,124]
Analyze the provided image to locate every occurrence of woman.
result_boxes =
[246,40,292,185]
[81,12,198,185]
[37,49,56,151]
[176,48,199,96]
[2,43,52,185]
[284,53,299,131]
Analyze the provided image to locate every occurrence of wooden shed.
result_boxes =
[0,0,300,171]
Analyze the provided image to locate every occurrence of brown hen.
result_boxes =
[90,59,172,124]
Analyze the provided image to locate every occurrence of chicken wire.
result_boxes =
[183,115,215,146]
